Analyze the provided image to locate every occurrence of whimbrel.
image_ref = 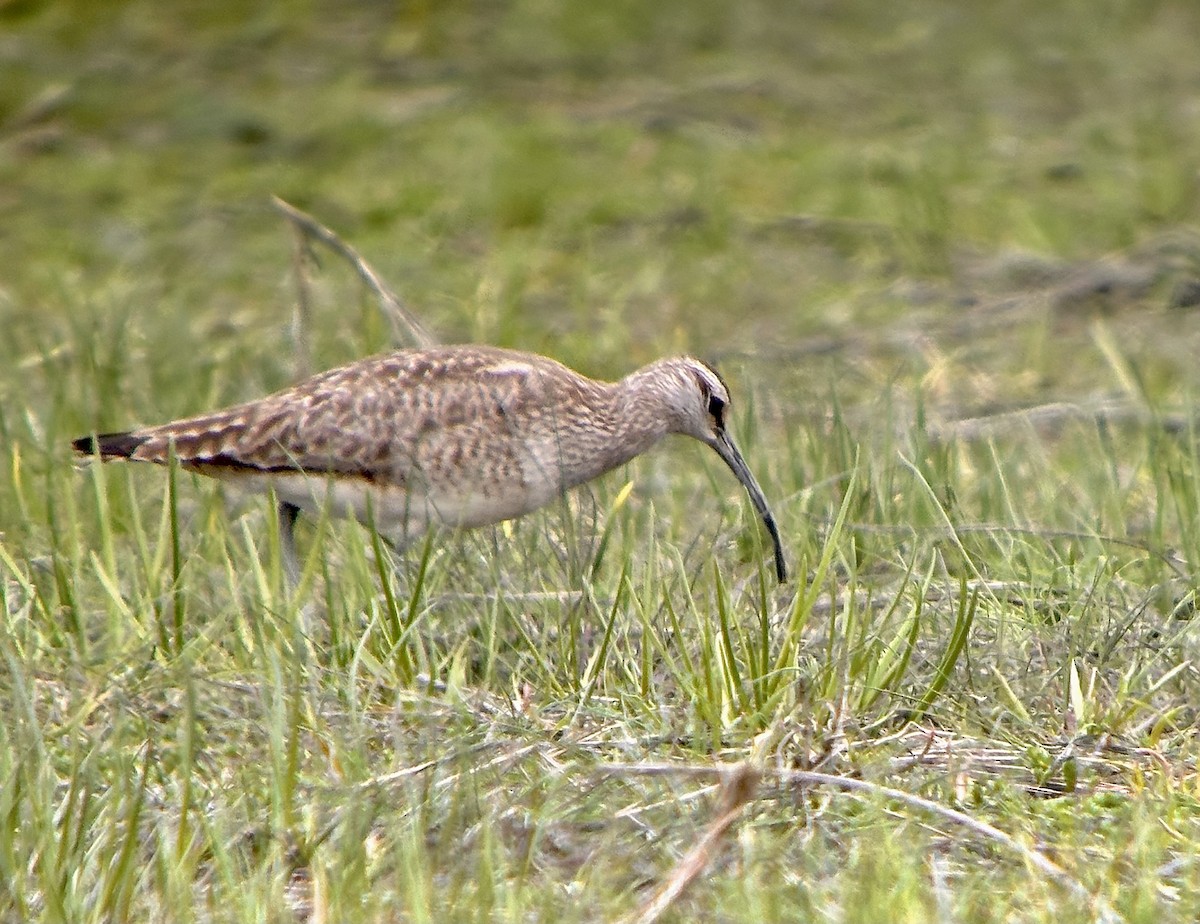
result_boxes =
[72,345,787,582]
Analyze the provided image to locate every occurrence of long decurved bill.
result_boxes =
[708,429,787,583]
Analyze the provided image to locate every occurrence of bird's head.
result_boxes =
[639,356,788,583]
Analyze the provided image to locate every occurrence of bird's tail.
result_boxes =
[72,432,150,461]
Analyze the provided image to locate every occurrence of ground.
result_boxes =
[3,1,1200,921]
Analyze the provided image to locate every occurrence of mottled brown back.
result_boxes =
[73,346,610,484]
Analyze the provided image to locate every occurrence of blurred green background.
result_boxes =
[5,0,1198,366]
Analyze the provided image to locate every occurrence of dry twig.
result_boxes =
[600,761,1122,924]
[618,763,760,924]
[271,195,437,350]
[283,217,315,378]
[925,397,1188,443]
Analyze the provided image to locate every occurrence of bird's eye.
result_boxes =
[707,393,725,423]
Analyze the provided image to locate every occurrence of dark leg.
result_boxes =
[277,501,302,588]
[276,500,319,651]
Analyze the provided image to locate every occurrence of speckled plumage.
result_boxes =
[73,345,787,581]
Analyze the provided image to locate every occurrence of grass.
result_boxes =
[4,0,1200,920]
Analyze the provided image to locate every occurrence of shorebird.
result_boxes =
[73,345,787,582]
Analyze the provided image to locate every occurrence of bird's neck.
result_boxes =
[543,366,676,492]
[602,370,674,468]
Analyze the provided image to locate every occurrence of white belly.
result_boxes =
[222,471,557,542]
